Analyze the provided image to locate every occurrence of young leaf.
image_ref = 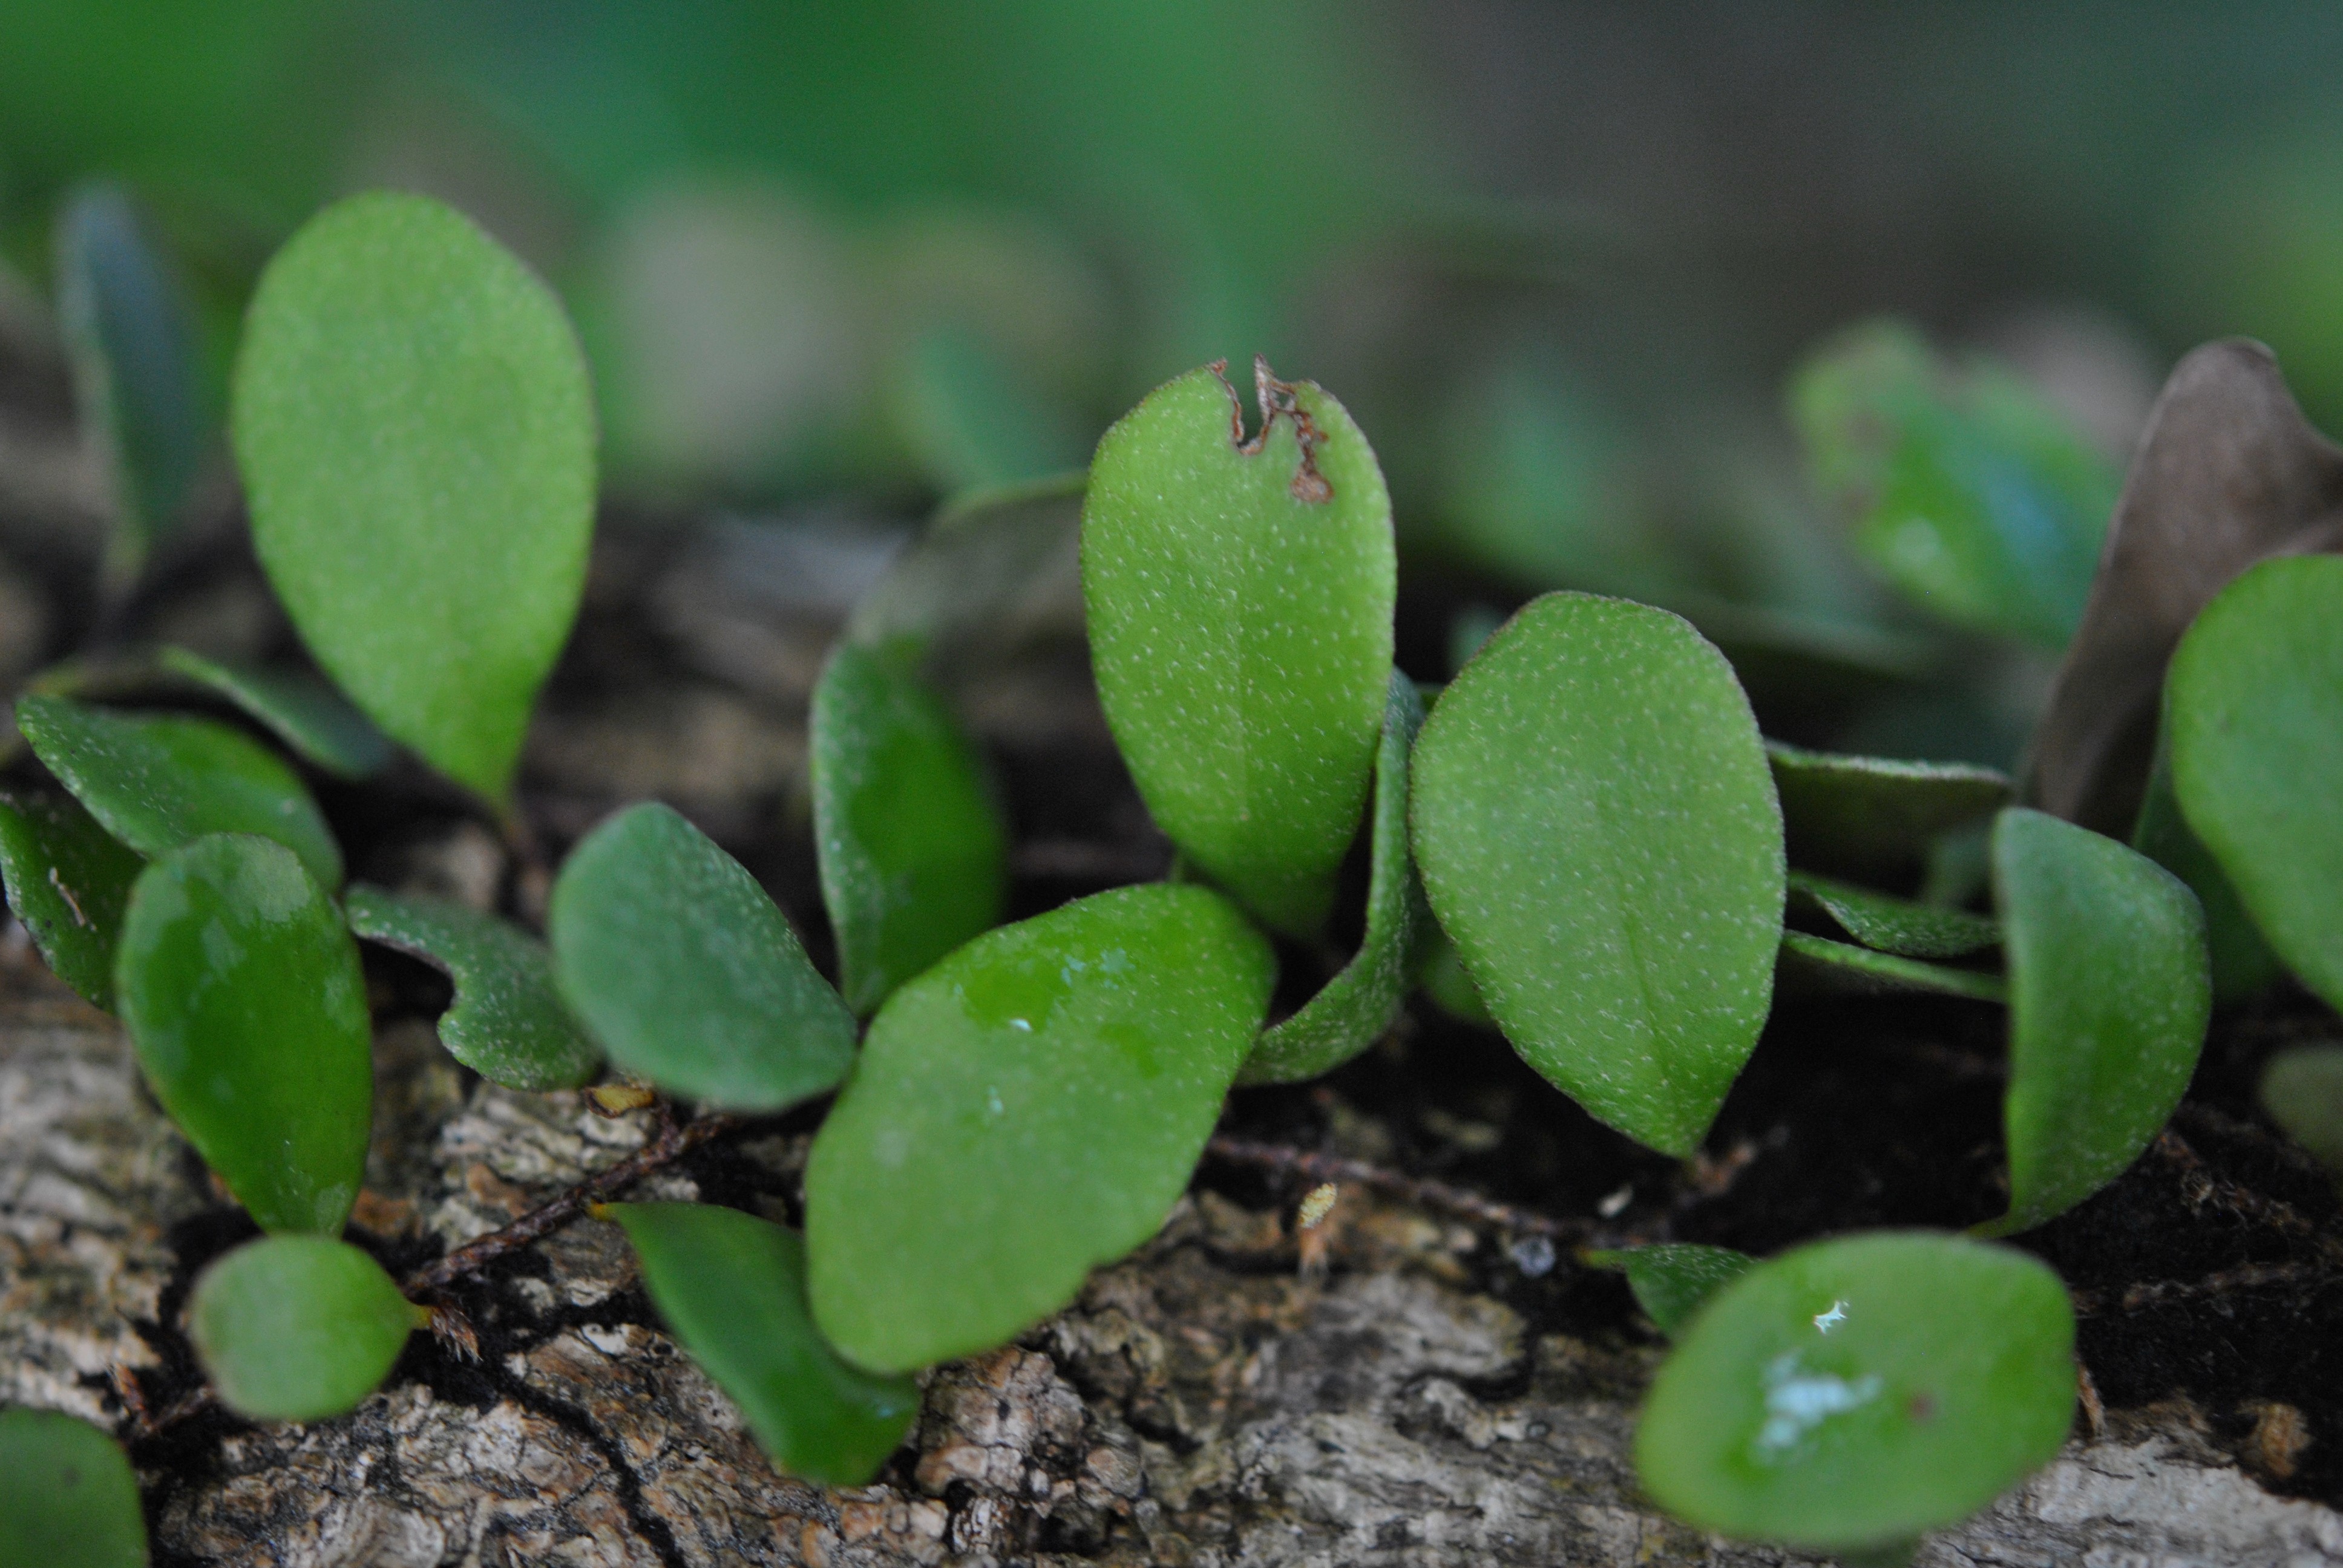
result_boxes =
[2259,1046,2343,1175]
[16,694,342,890]
[1241,669,1429,1083]
[1982,809,2210,1237]
[2168,555,2343,1013]
[1636,1231,2075,1554]
[1411,593,1784,1157]
[345,885,600,1091]
[0,791,142,1007]
[232,191,597,806]
[158,646,394,780]
[0,1407,148,1567]
[805,883,1275,1373]
[1788,871,1998,959]
[606,1203,919,1485]
[188,1235,416,1422]
[1777,931,2008,1005]
[2129,736,2280,1004]
[1082,359,1396,936]
[811,639,1007,1016]
[1767,741,2009,883]
[114,835,371,1235]
[549,803,854,1110]
[1588,1244,1755,1338]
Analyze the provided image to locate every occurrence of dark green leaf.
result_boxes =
[1083,359,1396,936]
[345,885,600,1091]
[2259,1046,2343,1175]
[2130,737,2280,1004]
[1776,931,2008,1005]
[0,1407,147,1567]
[1242,669,1429,1083]
[1636,1231,2075,1553]
[16,694,342,890]
[232,191,596,806]
[114,835,371,1234]
[1982,809,2210,1236]
[1788,871,1999,959]
[549,803,854,1110]
[606,1203,919,1485]
[805,884,1275,1373]
[1411,592,1784,1157]
[188,1235,416,1422]
[158,647,394,780]
[0,791,142,1007]
[1588,1244,1755,1338]
[1767,741,2008,884]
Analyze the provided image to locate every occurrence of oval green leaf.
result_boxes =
[158,647,394,780]
[115,835,371,1234]
[0,791,142,1007]
[806,883,1275,1373]
[1768,741,2010,884]
[0,1408,148,1568]
[188,1235,416,1422]
[1411,592,1784,1157]
[1788,871,1999,959]
[549,803,854,1110]
[1984,808,2210,1237]
[2129,736,2281,1004]
[607,1203,919,1485]
[345,884,600,1091]
[1083,359,1396,936]
[811,639,1008,1016]
[2259,1045,2343,1175]
[1242,668,1429,1083]
[232,191,596,805]
[16,694,342,890]
[1636,1230,2076,1553]
[1588,1244,1755,1338]
[1777,931,2007,1005]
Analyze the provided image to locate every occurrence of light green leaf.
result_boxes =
[2259,1046,2343,1175]
[1788,871,1999,959]
[188,1235,416,1422]
[811,640,1007,1016]
[16,694,342,890]
[232,191,596,806]
[0,791,142,1007]
[345,885,600,1091]
[1777,931,2007,1005]
[1983,809,2210,1237]
[806,883,1274,1373]
[115,835,371,1235]
[549,803,854,1110]
[1588,1244,1755,1338]
[2130,736,2281,1004]
[1083,359,1396,936]
[0,1407,148,1567]
[1636,1231,2075,1553]
[2168,555,2343,1012]
[159,647,393,780]
[1242,669,1429,1083]
[607,1203,919,1485]
[1768,741,2009,883]
[1410,593,1784,1157]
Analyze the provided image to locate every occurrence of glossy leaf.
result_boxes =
[1984,809,2210,1236]
[159,647,394,780]
[16,694,342,890]
[1411,593,1784,1157]
[2168,555,2343,1012]
[0,1408,148,1567]
[1636,1231,2075,1553]
[0,791,142,1006]
[2259,1046,2343,1175]
[607,1203,919,1485]
[188,1235,416,1422]
[1083,359,1396,936]
[550,803,854,1110]
[345,884,600,1091]
[1776,932,2007,1005]
[232,191,596,805]
[1788,871,1998,959]
[811,639,1007,1016]
[806,883,1275,1373]
[2130,738,2280,1004]
[1590,1244,1755,1338]
[115,835,371,1234]
[1242,670,1429,1083]
[1768,742,2009,883]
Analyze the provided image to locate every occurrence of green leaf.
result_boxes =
[1787,871,1999,959]
[1588,1244,1755,1338]
[845,472,1085,660]
[231,191,597,806]
[0,791,142,1007]
[344,885,600,1091]
[805,883,1275,1373]
[158,647,394,780]
[811,639,1008,1016]
[0,1408,148,1567]
[1082,359,1396,936]
[606,1203,919,1485]
[1767,741,2009,884]
[1790,318,2117,647]
[893,324,1089,494]
[549,803,854,1110]
[1983,809,2210,1237]
[1636,1231,2075,1553]
[1415,927,1494,1025]
[188,1235,416,1422]
[16,694,342,890]
[1410,593,1784,1157]
[2259,1046,2343,1175]
[1241,668,1429,1083]
[114,835,371,1234]
[1777,931,2007,1004]
[2129,736,2281,1004]
[2168,555,2343,1013]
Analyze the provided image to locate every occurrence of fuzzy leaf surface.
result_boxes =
[0,1408,147,1567]
[189,1235,414,1422]
[1776,931,2007,1004]
[1788,872,1998,959]
[0,791,142,1007]
[1768,741,2008,883]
